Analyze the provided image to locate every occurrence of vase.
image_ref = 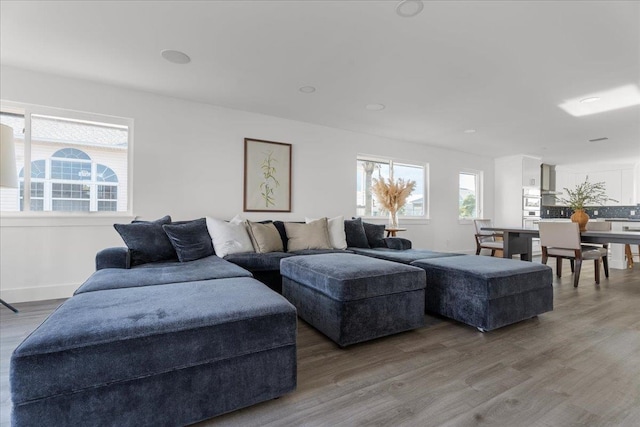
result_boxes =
[571,208,589,232]
[388,210,399,229]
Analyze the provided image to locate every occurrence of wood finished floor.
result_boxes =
[1,260,639,427]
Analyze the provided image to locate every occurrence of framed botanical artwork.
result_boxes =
[243,138,292,212]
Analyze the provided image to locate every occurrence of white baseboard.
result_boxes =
[1,283,78,303]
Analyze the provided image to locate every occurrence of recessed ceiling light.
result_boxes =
[464,129,477,133]
[161,49,191,64]
[559,84,640,117]
[366,104,386,111]
[396,0,424,18]
[580,97,601,103]
[299,86,316,93]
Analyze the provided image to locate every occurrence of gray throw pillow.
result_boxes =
[284,218,332,252]
[362,221,386,248]
[114,215,177,266]
[246,221,284,253]
[162,218,214,262]
[344,217,370,248]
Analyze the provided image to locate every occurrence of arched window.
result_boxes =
[19,149,119,212]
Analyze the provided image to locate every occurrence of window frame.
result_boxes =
[0,100,133,219]
[357,154,429,221]
[458,169,483,222]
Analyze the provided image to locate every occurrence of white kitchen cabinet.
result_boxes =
[554,170,575,202]
[522,156,541,187]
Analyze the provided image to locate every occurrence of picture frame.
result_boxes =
[243,138,292,212]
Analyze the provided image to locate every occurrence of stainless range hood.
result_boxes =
[541,164,560,205]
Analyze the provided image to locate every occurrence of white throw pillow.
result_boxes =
[305,215,347,250]
[205,215,255,258]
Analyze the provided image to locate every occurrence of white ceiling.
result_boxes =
[1,0,639,165]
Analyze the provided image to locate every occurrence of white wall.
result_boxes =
[0,66,495,302]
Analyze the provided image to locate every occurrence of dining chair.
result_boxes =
[624,244,639,268]
[581,220,610,278]
[473,219,503,256]
[539,222,605,288]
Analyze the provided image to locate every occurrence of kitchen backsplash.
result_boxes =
[541,205,640,219]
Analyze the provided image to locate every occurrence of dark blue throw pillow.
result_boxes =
[114,215,177,266]
[362,221,386,248]
[344,217,370,248]
[162,218,214,262]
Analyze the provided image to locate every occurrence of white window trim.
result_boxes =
[357,153,429,220]
[458,169,483,223]
[0,100,134,219]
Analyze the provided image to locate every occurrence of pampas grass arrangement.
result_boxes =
[371,177,416,227]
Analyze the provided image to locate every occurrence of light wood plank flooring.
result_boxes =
[2,260,639,427]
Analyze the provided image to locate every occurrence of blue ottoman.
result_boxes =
[280,253,426,347]
[411,255,553,331]
[11,278,297,427]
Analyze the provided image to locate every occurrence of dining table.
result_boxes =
[481,226,640,263]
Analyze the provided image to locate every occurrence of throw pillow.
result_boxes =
[246,221,284,253]
[162,218,215,262]
[205,215,255,258]
[114,215,177,266]
[305,215,348,250]
[284,218,332,252]
[362,221,386,248]
[273,220,289,252]
[344,217,370,248]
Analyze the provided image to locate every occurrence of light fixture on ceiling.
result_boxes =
[366,104,385,111]
[299,86,316,94]
[559,84,640,117]
[396,0,424,18]
[161,49,191,64]
[464,129,477,134]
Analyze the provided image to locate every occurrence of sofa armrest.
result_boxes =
[384,238,412,250]
[95,247,130,270]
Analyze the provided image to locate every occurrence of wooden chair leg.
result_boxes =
[574,259,582,288]
[602,256,609,278]
[569,259,574,273]
[594,259,601,284]
[490,249,496,257]
[625,244,634,268]
[476,247,481,255]
[556,257,562,278]
[541,254,548,265]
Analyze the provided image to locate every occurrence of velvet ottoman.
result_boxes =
[410,255,553,331]
[10,277,297,427]
[280,253,426,347]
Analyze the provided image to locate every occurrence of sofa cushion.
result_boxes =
[75,255,252,294]
[162,218,215,262]
[410,255,553,299]
[114,215,176,266]
[349,248,464,264]
[246,221,284,253]
[362,221,386,248]
[11,278,297,404]
[344,217,369,248]
[305,216,348,250]
[224,251,295,272]
[280,253,425,301]
[206,215,255,258]
[284,219,332,252]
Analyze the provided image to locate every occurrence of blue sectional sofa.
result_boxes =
[10,215,554,426]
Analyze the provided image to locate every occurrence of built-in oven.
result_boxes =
[523,196,541,210]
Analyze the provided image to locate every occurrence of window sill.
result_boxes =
[0,213,135,227]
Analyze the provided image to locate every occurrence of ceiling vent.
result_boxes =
[588,137,609,142]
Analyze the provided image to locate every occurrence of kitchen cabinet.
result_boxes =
[522,156,541,187]
[555,168,630,206]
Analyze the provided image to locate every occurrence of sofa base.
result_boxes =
[283,277,424,347]
[12,345,295,427]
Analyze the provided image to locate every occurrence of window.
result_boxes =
[459,171,482,219]
[1,105,130,214]
[356,156,426,217]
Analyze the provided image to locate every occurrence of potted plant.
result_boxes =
[371,176,416,228]
[555,177,618,231]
